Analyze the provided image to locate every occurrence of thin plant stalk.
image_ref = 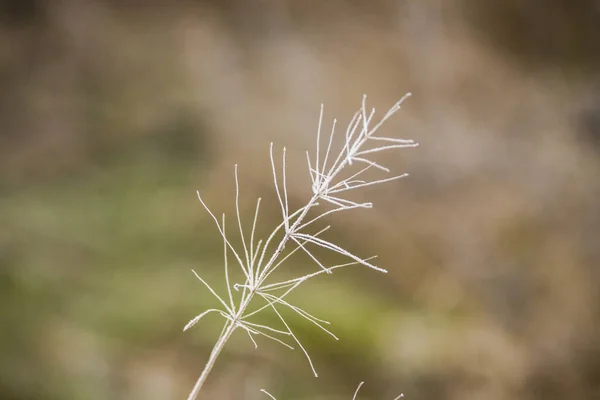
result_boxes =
[185,94,416,400]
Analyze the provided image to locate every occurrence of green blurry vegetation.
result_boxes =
[1,122,210,397]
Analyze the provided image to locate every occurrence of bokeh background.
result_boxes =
[1,1,600,399]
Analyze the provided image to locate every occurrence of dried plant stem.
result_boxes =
[188,195,320,400]
[184,94,416,400]
[186,320,237,400]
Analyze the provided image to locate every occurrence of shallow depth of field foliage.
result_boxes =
[1,1,600,400]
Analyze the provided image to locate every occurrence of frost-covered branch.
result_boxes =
[185,94,416,400]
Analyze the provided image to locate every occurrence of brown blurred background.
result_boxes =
[1,1,600,399]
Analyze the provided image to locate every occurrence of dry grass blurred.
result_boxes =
[1,1,599,399]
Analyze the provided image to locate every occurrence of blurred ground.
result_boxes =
[1,1,600,399]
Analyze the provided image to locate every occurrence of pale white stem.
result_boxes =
[297,204,364,232]
[251,239,263,271]
[221,214,235,312]
[323,117,338,174]
[351,157,390,172]
[242,320,292,336]
[345,111,366,165]
[235,165,252,282]
[353,382,365,400]
[191,270,234,314]
[241,273,308,320]
[260,292,339,340]
[243,257,339,320]
[183,309,224,331]
[365,93,412,137]
[324,118,356,180]
[191,194,320,390]
[244,326,295,350]
[327,163,373,192]
[259,256,376,292]
[282,147,290,232]
[369,135,415,144]
[290,236,331,272]
[268,261,366,288]
[187,94,415,400]
[310,168,328,194]
[242,265,315,320]
[345,111,362,148]
[355,143,419,156]
[349,110,375,158]
[241,324,290,351]
[261,389,277,400]
[186,320,237,400]
[316,195,351,208]
[241,278,304,320]
[361,94,374,140]
[328,173,409,194]
[292,234,387,273]
[236,319,296,349]
[260,293,331,325]
[255,205,309,276]
[250,198,262,267]
[270,143,289,232]
[306,151,315,185]
[254,279,304,292]
[321,116,338,184]
[239,276,250,312]
[246,329,258,348]
[347,179,367,185]
[312,113,359,191]
[315,103,324,182]
[258,226,331,284]
[196,191,251,280]
[320,194,373,208]
[266,299,319,377]
[324,147,366,194]
[309,167,325,178]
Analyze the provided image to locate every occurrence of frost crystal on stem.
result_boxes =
[185,94,417,400]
